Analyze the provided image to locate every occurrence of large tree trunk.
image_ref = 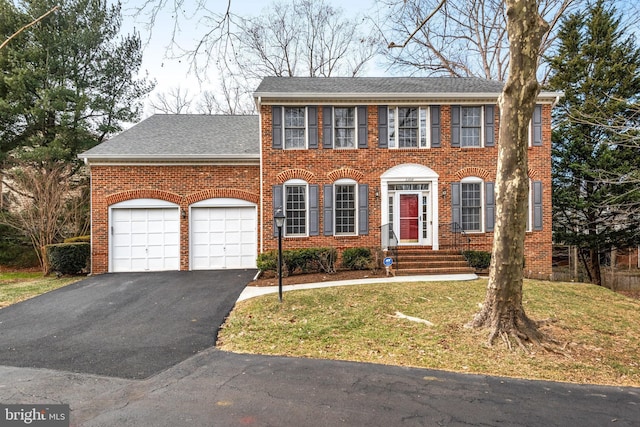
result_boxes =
[469,0,549,347]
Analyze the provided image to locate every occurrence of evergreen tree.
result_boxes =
[548,0,640,286]
[1,0,154,166]
[0,0,154,269]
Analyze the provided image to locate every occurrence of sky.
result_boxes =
[118,0,381,116]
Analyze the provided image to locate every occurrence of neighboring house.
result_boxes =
[79,77,561,277]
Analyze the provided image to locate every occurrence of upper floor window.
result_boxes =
[334,107,356,149]
[461,107,482,147]
[388,107,428,148]
[284,107,306,149]
[451,105,495,148]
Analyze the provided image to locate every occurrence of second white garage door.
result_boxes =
[190,199,257,270]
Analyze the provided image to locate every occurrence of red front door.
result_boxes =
[399,194,419,242]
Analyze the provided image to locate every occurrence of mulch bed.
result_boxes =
[250,269,388,287]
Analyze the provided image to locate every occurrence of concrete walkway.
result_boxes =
[238,273,479,301]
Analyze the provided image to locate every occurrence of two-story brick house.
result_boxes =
[80,77,560,277]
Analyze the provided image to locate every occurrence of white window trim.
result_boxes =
[283,107,308,150]
[283,179,309,237]
[388,106,430,149]
[333,178,358,236]
[460,176,484,233]
[460,106,484,148]
[333,107,358,150]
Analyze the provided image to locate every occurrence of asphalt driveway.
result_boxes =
[0,270,256,379]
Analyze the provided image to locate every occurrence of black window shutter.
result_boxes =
[485,105,495,147]
[322,106,333,149]
[451,105,461,147]
[358,106,368,148]
[309,184,319,235]
[451,182,461,231]
[323,184,333,235]
[485,182,495,231]
[533,180,543,230]
[308,106,318,149]
[272,106,282,150]
[358,184,369,235]
[532,104,543,146]
[272,185,283,237]
[430,106,441,148]
[378,106,388,148]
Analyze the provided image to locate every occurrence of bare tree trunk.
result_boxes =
[588,248,602,286]
[468,0,549,348]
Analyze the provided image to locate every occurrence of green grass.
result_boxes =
[218,279,640,387]
[0,272,84,308]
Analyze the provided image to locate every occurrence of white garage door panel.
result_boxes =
[191,206,257,270]
[111,208,180,272]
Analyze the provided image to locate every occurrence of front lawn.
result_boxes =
[218,279,640,387]
[0,272,83,308]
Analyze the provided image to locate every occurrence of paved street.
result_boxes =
[1,349,638,426]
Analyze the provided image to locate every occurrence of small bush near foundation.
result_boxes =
[47,243,90,275]
[257,251,278,272]
[257,247,337,276]
[341,247,373,270]
[463,250,491,270]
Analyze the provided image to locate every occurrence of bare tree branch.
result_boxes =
[149,87,193,114]
[0,5,59,51]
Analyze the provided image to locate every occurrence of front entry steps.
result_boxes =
[387,247,475,276]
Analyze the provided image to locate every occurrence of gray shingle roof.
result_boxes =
[254,76,505,96]
[79,115,259,161]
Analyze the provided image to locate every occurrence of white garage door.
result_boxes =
[110,200,180,272]
[190,200,257,270]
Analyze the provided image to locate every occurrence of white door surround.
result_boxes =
[381,164,439,250]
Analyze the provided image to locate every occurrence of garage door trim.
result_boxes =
[109,199,180,273]
[189,198,257,270]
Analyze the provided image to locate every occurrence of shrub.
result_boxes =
[256,251,278,272]
[0,224,39,268]
[463,250,492,270]
[46,242,90,275]
[257,247,337,276]
[342,247,373,270]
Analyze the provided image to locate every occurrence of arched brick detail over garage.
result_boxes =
[106,190,182,206]
[454,167,492,181]
[276,168,315,184]
[185,188,259,205]
[327,167,365,182]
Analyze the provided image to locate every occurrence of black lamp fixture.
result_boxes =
[274,207,286,302]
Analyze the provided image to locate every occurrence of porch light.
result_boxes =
[274,207,286,302]
[441,188,447,199]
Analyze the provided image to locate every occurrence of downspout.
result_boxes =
[257,96,264,254]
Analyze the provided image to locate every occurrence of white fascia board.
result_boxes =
[254,90,564,104]
[78,154,260,166]
[254,92,503,102]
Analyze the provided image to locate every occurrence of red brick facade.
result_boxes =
[259,103,554,279]
[85,81,555,278]
[89,164,259,273]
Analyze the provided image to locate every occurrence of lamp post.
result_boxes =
[274,207,286,302]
